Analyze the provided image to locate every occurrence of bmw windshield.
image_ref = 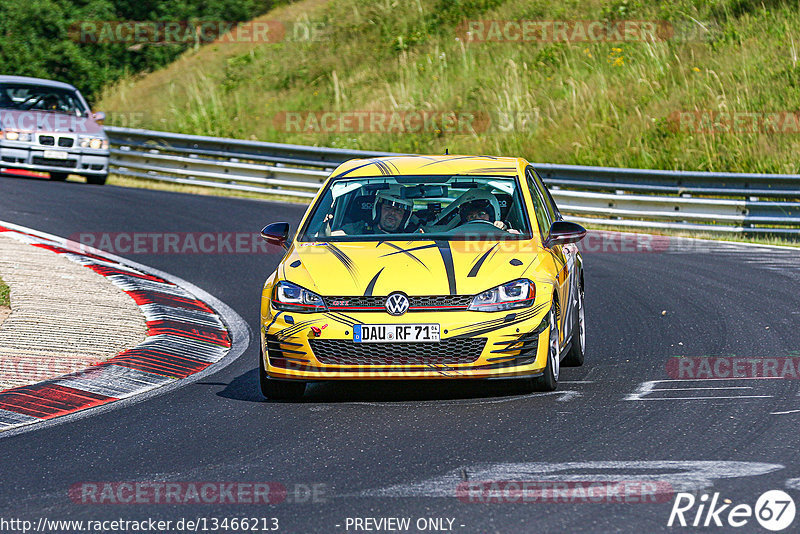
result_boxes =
[299,175,532,242]
[0,83,89,116]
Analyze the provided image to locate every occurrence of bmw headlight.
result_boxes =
[468,279,535,312]
[79,137,108,149]
[272,281,327,313]
[3,131,30,141]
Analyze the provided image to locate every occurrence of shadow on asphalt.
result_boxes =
[215,367,532,404]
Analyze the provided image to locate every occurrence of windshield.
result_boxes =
[0,83,89,116]
[299,174,532,242]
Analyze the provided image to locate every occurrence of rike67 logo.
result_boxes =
[668,490,796,531]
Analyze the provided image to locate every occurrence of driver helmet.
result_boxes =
[457,188,501,222]
[372,189,414,231]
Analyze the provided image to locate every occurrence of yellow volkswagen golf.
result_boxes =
[259,155,586,399]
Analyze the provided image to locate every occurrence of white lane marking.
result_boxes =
[650,387,753,391]
[665,377,786,381]
[626,379,776,401]
[787,479,800,490]
[359,461,784,497]
[631,396,772,401]
[338,390,582,407]
[771,409,800,415]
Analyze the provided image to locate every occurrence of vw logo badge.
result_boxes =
[385,293,410,316]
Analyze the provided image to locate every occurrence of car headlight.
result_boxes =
[1,131,32,142]
[79,137,108,149]
[272,281,327,313]
[468,279,536,312]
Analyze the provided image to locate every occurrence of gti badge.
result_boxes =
[385,293,410,316]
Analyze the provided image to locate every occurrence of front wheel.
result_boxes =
[50,172,69,181]
[523,309,560,392]
[85,174,107,185]
[259,346,306,400]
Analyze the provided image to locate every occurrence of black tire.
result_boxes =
[85,174,107,185]
[562,284,585,367]
[50,172,69,181]
[259,346,306,400]
[521,308,560,392]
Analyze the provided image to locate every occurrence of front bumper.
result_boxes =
[261,303,552,381]
[0,142,109,176]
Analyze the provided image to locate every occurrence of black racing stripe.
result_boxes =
[263,311,283,334]
[450,303,548,339]
[324,312,362,328]
[331,160,387,180]
[420,156,500,167]
[378,243,432,269]
[380,243,438,257]
[373,159,392,176]
[364,268,385,297]
[467,244,498,278]
[335,311,363,325]
[324,243,359,281]
[434,240,457,295]
[467,167,517,173]
[450,303,544,333]
[277,319,318,339]
[324,313,355,328]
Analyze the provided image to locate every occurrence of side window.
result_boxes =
[525,167,552,242]
[529,168,558,223]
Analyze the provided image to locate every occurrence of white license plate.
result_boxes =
[43,150,68,160]
[354,324,440,343]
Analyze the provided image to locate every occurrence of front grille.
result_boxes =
[58,137,74,147]
[39,136,55,146]
[31,156,77,168]
[310,337,487,366]
[327,295,473,311]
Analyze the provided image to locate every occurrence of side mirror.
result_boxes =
[544,221,586,248]
[92,111,106,124]
[261,222,291,250]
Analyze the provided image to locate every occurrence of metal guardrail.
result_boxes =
[106,126,800,235]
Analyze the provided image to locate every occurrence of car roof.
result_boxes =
[331,155,525,179]
[0,76,79,92]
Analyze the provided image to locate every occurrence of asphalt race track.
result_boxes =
[1,175,800,533]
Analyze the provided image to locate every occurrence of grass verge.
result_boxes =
[0,276,10,308]
[99,0,800,174]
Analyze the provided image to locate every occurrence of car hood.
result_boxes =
[282,240,547,297]
[0,109,103,135]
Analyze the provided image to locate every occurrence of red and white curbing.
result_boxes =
[0,223,233,432]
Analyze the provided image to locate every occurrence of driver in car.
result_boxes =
[373,191,414,233]
[330,190,419,235]
[457,189,520,233]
